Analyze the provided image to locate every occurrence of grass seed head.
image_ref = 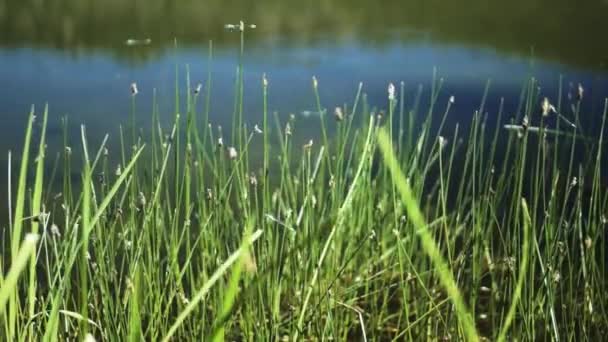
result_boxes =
[138,192,146,208]
[541,97,556,116]
[303,139,313,150]
[228,146,238,160]
[179,291,190,305]
[285,122,292,136]
[388,83,396,101]
[585,236,593,249]
[552,269,561,283]
[334,107,344,121]
[438,136,448,150]
[130,82,138,96]
[519,115,529,138]
[542,97,550,116]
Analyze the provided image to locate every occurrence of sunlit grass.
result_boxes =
[1,29,608,341]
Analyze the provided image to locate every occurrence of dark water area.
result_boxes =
[1,0,608,217]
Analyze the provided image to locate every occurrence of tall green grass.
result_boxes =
[1,29,608,341]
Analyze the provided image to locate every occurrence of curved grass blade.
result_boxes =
[376,128,479,342]
[294,115,375,341]
[0,234,40,315]
[497,198,531,342]
[7,107,35,340]
[162,229,263,342]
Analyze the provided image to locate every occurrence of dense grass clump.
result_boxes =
[2,31,608,341]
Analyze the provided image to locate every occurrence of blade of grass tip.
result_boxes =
[143,125,177,226]
[11,107,35,259]
[8,106,35,340]
[237,22,245,149]
[294,115,375,342]
[79,135,92,336]
[52,147,144,338]
[376,129,479,342]
[7,151,12,234]
[200,40,213,154]
[27,104,47,338]
[89,145,145,230]
[43,168,145,341]
[497,198,531,342]
[312,76,332,175]
[0,234,40,315]
[49,147,143,338]
[262,73,269,199]
[161,229,263,342]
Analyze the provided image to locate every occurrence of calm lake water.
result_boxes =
[1,0,608,172]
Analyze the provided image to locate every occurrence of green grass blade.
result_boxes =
[162,229,263,342]
[89,145,145,230]
[8,107,35,340]
[294,115,375,341]
[27,104,48,337]
[0,234,40,315]
[376,128,479,342]
[211,220,254,342]
[497,198,531,342]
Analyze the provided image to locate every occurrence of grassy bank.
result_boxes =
[2,30,608,341]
